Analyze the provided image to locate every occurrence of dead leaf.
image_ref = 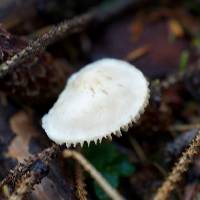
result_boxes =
[168,19,184,38]
[126,45,149,61]
[7,111,39,161]
[131,19,144,41]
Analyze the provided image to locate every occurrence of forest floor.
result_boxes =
[0,1,200,200]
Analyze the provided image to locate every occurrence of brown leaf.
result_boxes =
[168,19,184,38]
[7,111,39,161]
[126,45,149,61]
[130,19,144,42]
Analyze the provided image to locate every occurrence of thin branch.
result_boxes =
[0,144,60,189]
[63,150,124,200]
[9,160,49,200]
[9,172,36,200]
[170,123,200,132]
[129,136,147,163]
[153,130,200,200]
[0,11,94,78]
[0,0,142,79]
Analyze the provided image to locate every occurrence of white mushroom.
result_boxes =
[42,58,149,147]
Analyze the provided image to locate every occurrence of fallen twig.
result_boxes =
[0,144,60,189]
[0,12,94,78]
[9,160,49,200]
[154,130,200,200]
[63,150,124,200]
[0,0,140,79]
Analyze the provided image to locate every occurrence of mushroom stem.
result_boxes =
[63,150,124,200]
[154,130,200,200]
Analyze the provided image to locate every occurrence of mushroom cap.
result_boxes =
[42,58,149,147]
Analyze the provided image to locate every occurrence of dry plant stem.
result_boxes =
[0,144,60,189]
[63,150,124,200]
[170,124,200,132]
[129,137,147,163]
[75,162,87,200]
[0,12,94,78]
[154,130,200,200]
